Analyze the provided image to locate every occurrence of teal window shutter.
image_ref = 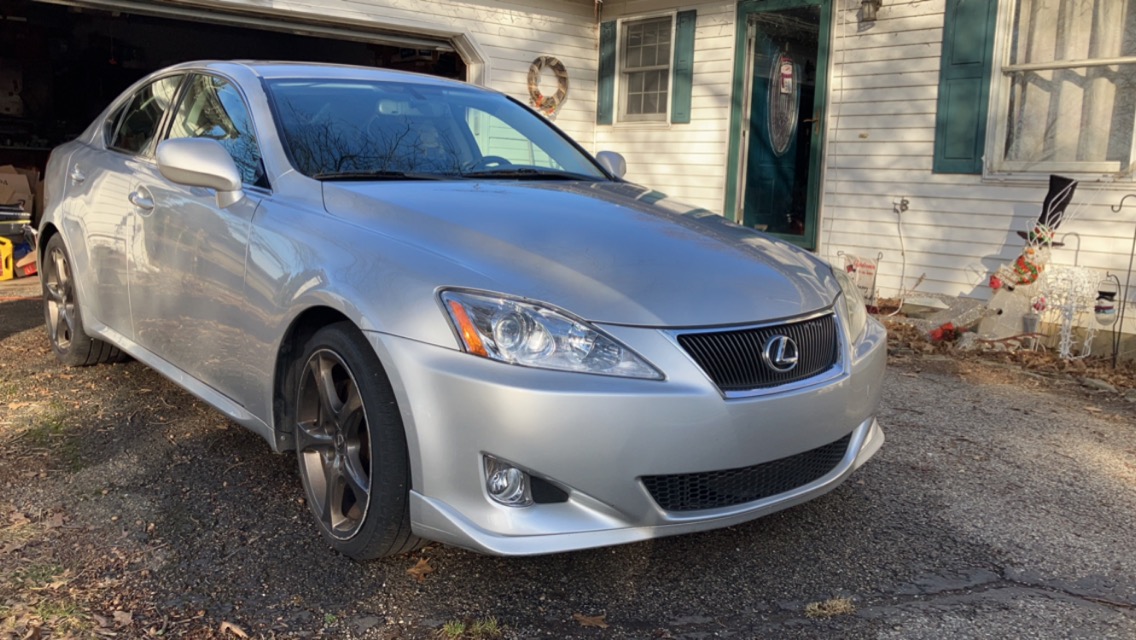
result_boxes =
[933,0,997,174]
[597,21,616,126]
[671,10,696,124]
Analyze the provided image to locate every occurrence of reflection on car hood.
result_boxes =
[322,180,836,327]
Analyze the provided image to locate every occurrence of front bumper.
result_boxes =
[368,317,886,556]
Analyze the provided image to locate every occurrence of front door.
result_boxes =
[129,72,266,406]
[727,0,831,250]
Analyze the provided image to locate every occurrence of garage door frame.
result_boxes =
[33,0,489,85]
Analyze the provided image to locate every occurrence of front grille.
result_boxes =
[676,313,839,392]
[642,433,852,511]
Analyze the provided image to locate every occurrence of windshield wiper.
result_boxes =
[460,167,597,180]
[312,170,447,181]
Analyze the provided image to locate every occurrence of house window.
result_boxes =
[996,0,1136,173]
[620,16,672,122]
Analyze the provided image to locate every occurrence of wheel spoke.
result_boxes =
[337,383,363,429]
[46,299,60,341]
[341,453,370,507]
[310,354,344,417]
[53,252,69,292]
[56,306,72,343]
[44,283,64,304]
[323,461,344,529]
[294,420,334,453]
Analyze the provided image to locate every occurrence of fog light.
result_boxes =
[484,456,532,506]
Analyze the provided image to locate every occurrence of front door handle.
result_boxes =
[128,189,154,211]
[69,166,85,184]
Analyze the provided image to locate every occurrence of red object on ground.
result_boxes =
[929,322,957,342]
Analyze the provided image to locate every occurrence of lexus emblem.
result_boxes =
[762,335,799,373]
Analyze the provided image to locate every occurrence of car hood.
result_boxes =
[322,180,836,327]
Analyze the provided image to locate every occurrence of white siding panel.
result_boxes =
[832,98,938,114]
[594,1,736,213]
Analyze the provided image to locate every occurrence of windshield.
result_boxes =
[265,79,608,181]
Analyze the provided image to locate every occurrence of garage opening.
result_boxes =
[0,0,465,227]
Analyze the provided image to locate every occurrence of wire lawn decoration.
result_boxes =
[1035,266,1101,359]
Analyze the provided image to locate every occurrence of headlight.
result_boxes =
[833,267,868,343]
[440,290,663,379]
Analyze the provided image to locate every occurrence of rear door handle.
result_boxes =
[69,166,85,183]
[128,189,154,212]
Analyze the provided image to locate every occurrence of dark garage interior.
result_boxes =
[0,0,464,230]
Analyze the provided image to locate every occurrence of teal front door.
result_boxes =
[727,0,831,250]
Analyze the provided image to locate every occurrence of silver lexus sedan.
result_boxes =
[39,61,885,559]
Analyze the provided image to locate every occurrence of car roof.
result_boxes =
[163,60,471,88]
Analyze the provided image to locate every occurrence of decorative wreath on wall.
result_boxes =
[528,56,569,118]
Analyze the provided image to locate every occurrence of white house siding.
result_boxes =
[193,0,599,144]
[594,1,737,214]
[820,0,1136,333]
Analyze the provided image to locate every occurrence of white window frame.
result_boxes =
[986,0,1136,179]
[617,13,676,124]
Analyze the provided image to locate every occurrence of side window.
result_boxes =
[167,74,266,187]
[103,104,126,147]
[619,16,673,122]
[108,75,184,155]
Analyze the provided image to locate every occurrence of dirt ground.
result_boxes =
[2,277,1135,639]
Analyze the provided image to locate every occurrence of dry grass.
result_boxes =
[804,597,856,618]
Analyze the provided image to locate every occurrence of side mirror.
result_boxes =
[156,138,245,208]
[595,151,627,179]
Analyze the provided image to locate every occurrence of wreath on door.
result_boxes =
[528,56,569,118]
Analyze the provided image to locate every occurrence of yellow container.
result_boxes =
[0,237,13,282]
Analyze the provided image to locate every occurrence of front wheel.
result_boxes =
[42,234,124,366]
[293,321,422,560]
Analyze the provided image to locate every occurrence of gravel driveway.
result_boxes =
[2,284,1135,639]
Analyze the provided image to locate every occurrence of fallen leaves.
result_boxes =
[220,620,249,638]
[406,557,435,583]
[573,612,609,629]
[112,610,133,627]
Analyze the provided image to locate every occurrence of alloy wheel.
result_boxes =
[295,349,372,540]
[44,245,76,350]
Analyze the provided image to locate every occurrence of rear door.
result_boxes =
[61,74,185,339]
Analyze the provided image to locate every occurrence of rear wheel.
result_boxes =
[42,234,124,366]
[293,321,422,560]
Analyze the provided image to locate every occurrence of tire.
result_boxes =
[292,321,422,560]
[42,234,125,366]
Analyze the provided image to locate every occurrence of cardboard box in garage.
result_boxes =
[0,165,38,217]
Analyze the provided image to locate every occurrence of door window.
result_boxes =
[167,74,267,187]
[108,75,184,155]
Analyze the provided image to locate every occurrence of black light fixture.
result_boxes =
[861,0,882,22]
